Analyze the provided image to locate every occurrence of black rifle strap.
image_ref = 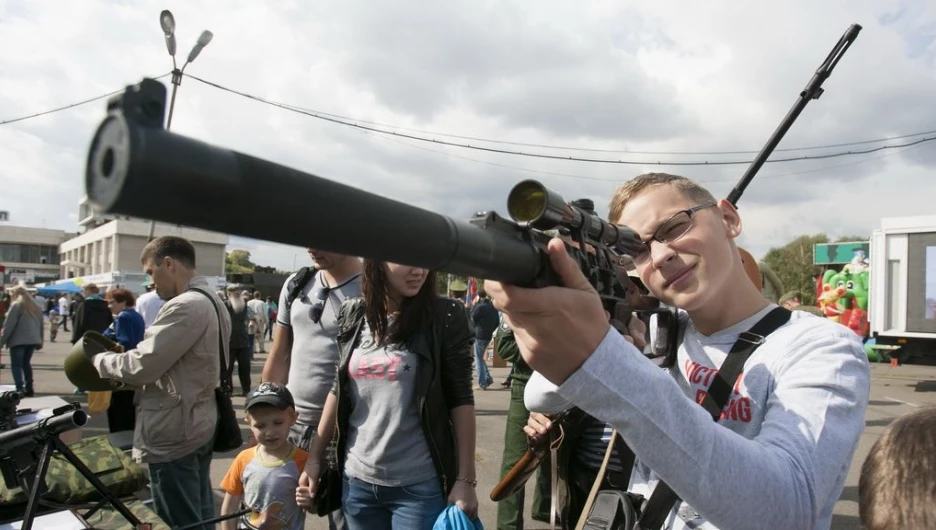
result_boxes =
[189,288,232,392]
[635,306,792,530]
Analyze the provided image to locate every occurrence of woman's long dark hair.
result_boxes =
[362,260,437,347]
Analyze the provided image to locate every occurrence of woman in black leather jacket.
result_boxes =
[298,260,478,530]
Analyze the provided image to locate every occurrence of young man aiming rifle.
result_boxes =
[488,173,870,529]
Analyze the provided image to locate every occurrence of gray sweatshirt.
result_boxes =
[525,305,870,530]
[0,301,44,349]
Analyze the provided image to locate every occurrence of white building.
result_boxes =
[0,225,74,285]
[54,197,229,293]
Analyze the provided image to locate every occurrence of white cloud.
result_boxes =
[1,0,935,274]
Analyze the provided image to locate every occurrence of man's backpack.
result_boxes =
[285,267,317,310]
[582,490,642,530]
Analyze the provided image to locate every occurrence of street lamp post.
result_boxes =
[148,10,213,240]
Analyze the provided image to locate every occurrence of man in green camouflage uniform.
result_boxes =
[495,317,552,529]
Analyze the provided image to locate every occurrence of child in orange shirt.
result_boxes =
[220,382,308,530]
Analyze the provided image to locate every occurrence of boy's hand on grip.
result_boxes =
[610,313,647,351]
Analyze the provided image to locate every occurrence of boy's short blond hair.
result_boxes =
[608,173,718,223]
[859,406,936,529]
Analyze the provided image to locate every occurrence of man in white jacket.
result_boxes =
[487,173,870,529]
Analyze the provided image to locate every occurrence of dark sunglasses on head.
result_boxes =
[310,286,332,324]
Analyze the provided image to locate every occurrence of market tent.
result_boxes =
[36,281,83,296]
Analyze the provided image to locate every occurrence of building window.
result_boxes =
[41,245,58,264]
[0,243,60,264]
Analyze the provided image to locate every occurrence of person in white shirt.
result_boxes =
[247,290,268,353]
[58,294,70,331]
[488,172,870,530]
[135,278,166,330]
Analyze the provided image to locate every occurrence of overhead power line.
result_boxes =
[381,123,932,184]
[186,74,936,156]
[186,73,936,167]
[4,72,934,165]
[0,73,171,126]
[281,102,936,156]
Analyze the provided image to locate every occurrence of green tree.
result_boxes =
[225,250,256,274]
[763,234,829,306]
[835,235,868,243]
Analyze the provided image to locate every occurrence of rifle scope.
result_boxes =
[507,180,643,259]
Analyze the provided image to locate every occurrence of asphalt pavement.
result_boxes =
[8,332,936,529]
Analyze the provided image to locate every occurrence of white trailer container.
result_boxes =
[869,215,936,361]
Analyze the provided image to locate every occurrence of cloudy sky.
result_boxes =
[1,1,934,273]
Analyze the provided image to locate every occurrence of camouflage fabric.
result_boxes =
[0,435,147,506]
[80,497,170,530]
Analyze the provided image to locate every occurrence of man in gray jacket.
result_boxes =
[92,236,231,530]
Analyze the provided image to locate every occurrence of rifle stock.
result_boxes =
[490,410,569,502]
[490,444,545,502]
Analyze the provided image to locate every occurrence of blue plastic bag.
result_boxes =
[432,504,484,530]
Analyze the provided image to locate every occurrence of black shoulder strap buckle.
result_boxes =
[737,331,765,345]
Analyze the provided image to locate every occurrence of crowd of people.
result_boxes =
[1,171,934,529]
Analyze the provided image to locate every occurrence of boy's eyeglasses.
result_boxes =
[310,286,332,324]
[618,203,716,271]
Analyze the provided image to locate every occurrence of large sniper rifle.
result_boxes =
[82,20,859,505]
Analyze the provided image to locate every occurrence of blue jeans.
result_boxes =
[474,339,492,388]
[342,474,447,530]
[9,345,36,393]
[148,437,215,529]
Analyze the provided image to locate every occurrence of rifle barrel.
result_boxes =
[727,23,861,206]
[86,81,545,285]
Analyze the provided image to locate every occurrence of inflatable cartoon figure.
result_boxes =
[843,270,870,336]
[818,269,851,322]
